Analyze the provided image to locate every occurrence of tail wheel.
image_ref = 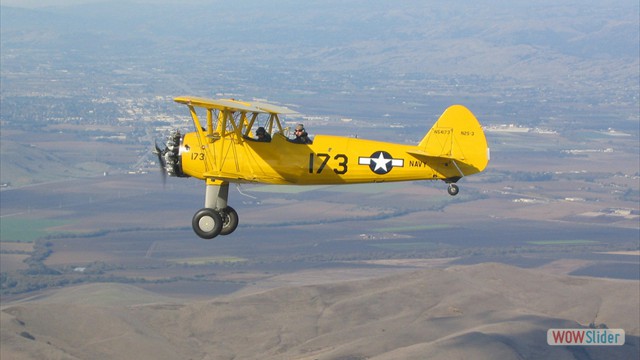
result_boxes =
[447,183,459,196]
[192,208,223,239]
[219,206,239,236]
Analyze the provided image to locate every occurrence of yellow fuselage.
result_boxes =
[180,132,479,185]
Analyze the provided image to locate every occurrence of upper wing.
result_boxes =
[251,101,298,115]
[174,96,297,115]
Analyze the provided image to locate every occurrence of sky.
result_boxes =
[1,0,96,6]
[0,0,187,7]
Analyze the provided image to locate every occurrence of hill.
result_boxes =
[2,263,638,359]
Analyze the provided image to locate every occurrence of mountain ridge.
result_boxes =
[2,263,638,359]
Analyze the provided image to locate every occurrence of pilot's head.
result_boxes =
[294,124,305,135]
[256,127,266,136]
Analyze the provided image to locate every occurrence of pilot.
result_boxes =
[256,127,271,142]
[291,124,312,144]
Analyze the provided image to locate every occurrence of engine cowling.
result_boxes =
[155,129,188,178]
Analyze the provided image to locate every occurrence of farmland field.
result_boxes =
[528,240,600,245]
[0,218,70,243]
[1,114,638,300]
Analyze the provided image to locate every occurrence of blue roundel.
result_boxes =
[368,151,393,174]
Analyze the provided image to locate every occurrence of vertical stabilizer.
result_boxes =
[417,105,489,179]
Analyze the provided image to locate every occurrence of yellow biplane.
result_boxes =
[154,96,490,239]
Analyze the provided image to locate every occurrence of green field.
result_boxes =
[248,183,405,194]
[328,183,406,194]
[528,240,599,245]
[371,242,440,251]
[374,224,454,232]
[167,256,248,266]
[0,218,70,242]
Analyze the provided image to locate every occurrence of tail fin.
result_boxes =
[413,105,489,181]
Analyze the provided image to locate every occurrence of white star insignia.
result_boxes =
[371,152,392,172]
[358,151,404,174]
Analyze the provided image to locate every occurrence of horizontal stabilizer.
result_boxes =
[406,149,454,160]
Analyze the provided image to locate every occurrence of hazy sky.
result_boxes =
[0,0,182,7]
[1,0,98,6]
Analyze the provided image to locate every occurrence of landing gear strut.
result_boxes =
[447,183,459,196]
[192,179,239,239]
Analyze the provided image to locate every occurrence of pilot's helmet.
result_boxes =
[295,124,305,132]
[256,127,266,135]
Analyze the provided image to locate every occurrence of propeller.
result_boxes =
[153,141,167,187]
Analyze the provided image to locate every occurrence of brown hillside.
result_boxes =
[1,263,638,359]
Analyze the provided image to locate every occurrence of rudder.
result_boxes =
[418,105,489,179]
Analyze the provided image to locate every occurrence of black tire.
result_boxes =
[447,184,459,196]
[219,206,239,236]
[192,208,223,239]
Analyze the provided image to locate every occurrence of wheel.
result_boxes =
[447,183,459,196]
[192,208,223,239]
[218,206,239,236]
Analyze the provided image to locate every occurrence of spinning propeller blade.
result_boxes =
[153,142,167,186]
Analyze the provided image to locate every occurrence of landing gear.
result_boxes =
[447,183,459,196]
[219,206,239,236]
[192,179,240,240]
[192,208,223,239]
